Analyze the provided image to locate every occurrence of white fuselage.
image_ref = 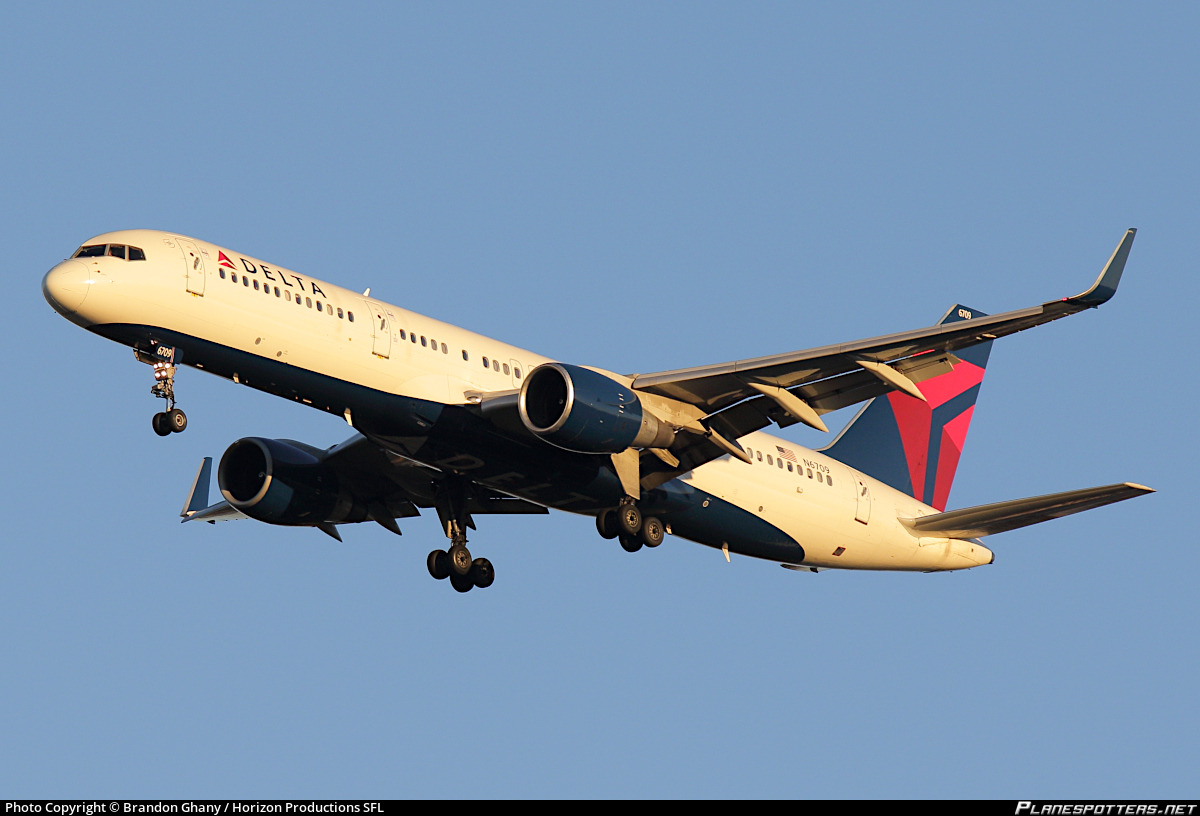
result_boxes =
[43,229,994,572]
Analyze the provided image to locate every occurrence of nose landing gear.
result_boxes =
[138,347,187,436]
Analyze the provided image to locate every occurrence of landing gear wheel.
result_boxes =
[448,543,473,577]
[616,503,642,537]
[449,572,474,593]
[151,412,171,437]
[640,516,665,548]
[427,549,450,580]
[470,558,495,589]
[166,408,187,433]
[619,534,643,553]
[596,509,620,540]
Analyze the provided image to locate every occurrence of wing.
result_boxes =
[181,433,547,536]
[898,482,1154,539]
[633,229,1136,481]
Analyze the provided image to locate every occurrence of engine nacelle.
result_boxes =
[518,363,675,454]
[218,437,357,526]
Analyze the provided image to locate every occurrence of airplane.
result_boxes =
[41,228,1152,592]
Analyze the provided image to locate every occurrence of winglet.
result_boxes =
[180,457,213,518]
[1069,228,1136,307]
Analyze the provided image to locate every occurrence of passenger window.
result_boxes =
[274,287,280,297]
[441,343,448,354]
[128,246,146,261]
[827,476,834,487]
[219,269,226,280]
[462,350,469,361]
[400,330,407,340]
[421,336,427,347]
[482,357,489,368]
[348,312,354,322]
[315,301,322,311]
[253,280,260,290]
[756,451,762,461]
[285,291,291,301]
[503,363,510,375]
[817,472,823,483]
[244,277,250,287]
[514,367,521,379]
[337,308,343,318]
[410,333,417,343]
[767,455,773,466]
[807,469,813,478]
[231,273,238,284]
[306,297,312,307]
[787,462,793,472]
[108,245,126,259]
[493,360,500,371]
[778,459,784,469]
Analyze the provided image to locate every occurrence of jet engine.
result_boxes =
[518,363,675,454]
[217,437,365,526]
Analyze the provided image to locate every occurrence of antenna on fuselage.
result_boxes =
[363,288,370,296]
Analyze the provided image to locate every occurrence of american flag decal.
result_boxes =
[775,446,797,462]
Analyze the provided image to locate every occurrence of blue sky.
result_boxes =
[4,1,1196,798]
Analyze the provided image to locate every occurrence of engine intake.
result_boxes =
[218,437,358,526]
[518,363,674,454]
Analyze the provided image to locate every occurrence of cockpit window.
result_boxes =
[72,243,146,260]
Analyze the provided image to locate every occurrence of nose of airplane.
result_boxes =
[42,259,92,315]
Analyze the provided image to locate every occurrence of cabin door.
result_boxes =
[177,238,205,296]
[366,301,391,358]
[854,479,872,525]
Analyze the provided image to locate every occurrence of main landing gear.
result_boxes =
[425,478,495,593]
[595,498,665,553]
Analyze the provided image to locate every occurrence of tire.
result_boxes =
[448,543,473,576]
[450,572,474,593]
[152,412,171,437]
[619,534,643,553]
[166,408,187,433]
[640,516,665,548]
[596,509,620,540]
[616,504,642,537]
[470,557,495,589]
[427,549,450,580]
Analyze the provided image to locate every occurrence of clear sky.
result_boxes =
[3,1,1196,799]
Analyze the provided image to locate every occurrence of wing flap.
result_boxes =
[898,482,1153,539]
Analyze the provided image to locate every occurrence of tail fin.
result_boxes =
[822,305,993,511]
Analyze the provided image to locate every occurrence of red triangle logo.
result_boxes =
[218,251,236,269]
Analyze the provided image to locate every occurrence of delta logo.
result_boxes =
[217,251,236,269]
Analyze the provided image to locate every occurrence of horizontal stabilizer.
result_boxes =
[899,482,1153,539]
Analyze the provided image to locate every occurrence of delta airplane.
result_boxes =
[42,228,1151,592]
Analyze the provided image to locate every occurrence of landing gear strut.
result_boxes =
[426,478,495,592]
[140,349,187,436]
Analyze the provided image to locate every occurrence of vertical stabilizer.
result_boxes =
[822,305,993,511]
